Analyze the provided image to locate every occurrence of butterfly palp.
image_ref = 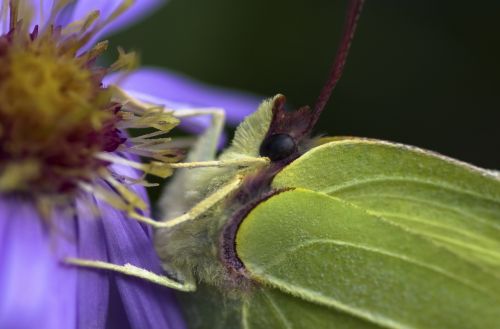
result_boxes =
[259,133,297,162]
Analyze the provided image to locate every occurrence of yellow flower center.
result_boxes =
[0,29,123,194]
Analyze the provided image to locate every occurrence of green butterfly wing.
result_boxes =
[235,139,500,329]
[272,138,500,273]
[237,189,500,328]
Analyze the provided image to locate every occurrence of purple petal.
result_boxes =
[75,196,110,329]
[97,199,186,329]
[104,68,261,130]
[0,0,54,33]
[54,1,78,27]
[0,8,6,35]
[0,196,77,329]
[69,0,166,43]
[29,0,55,31]
[109,152,152,237]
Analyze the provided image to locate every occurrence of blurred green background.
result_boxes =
[109,0,499,169]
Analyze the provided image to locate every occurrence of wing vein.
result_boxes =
[259,239,495,298]
[346,193,500,231]
[257,274,411,329]
[262,290,294,329]
[369,211,500,257]
[323,176,500,205]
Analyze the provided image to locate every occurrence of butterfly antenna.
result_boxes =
[311,0,365,125]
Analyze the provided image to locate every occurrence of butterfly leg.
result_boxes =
[65,258,196,291]
[130,174,245,229]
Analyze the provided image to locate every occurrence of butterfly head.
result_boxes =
[256,0,365,164]
[257,95,317,164]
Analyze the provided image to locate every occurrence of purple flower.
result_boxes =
[0,1,258,329]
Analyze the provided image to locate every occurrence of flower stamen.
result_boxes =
[101,171,148,211]
[9,0,18,30]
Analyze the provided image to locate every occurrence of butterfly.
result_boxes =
[70,0,500,327]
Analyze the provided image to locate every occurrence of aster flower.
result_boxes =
[0,1,258,328]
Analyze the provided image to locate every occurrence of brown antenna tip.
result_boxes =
[312,0,365,123]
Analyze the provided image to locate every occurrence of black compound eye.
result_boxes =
[259,133,297,162]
